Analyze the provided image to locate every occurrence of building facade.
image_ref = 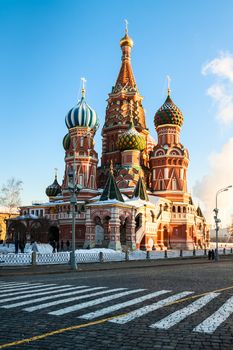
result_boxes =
[7,29,209,251]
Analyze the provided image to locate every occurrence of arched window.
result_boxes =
[172,206,176,213]
[177,206,181,213]
[172,178,177,190]
[79,175,83,186]
[150,211,155,223]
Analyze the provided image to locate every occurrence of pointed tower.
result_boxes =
[133,176,149,201]
[100,162,124,202]
[98,23,151,188]
[62,79,99,201]
[150,80,190,203]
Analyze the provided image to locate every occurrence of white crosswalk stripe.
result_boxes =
[0,282,34,288]
[193,295,233,334]
[0,285,73,304]
[109,291,194,324]
[150,292,219,330]
[49,289,145,316]
[24,288,124,312]
[2,286,93,309]
[0,284,57,296]
[79,290,171,320]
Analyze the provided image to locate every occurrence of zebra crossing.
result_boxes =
[0,281,233,334]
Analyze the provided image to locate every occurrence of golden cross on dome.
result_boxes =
[124,19,128,34]
[166,75,171,96]
[81,77,87,97]
[54,168,58,179]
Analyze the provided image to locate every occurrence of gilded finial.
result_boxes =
[124,19,128,35]
[81,77,87,98]
[120,20,133,48]
[110,160,114,174]
[166,75,171,96]
[54,167,58,180]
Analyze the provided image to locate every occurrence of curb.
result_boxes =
[1,255,233,276]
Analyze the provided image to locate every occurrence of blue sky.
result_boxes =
[1,0,233,225]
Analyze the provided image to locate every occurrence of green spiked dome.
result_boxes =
[63,133,71,151]
[154,91,184,128]
[117,119,146,151]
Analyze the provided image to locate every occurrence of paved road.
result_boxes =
[1,259,233,349]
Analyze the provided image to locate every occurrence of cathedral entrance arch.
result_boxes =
[95,225,104,245]
[135,213,143,229]
[8,222,27,243]
[48,226,59,243]
[120,218,128,245]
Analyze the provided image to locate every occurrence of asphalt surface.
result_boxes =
[1,257,233,349]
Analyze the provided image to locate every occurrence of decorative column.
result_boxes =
[126,213,136,250]
[83,208,95,248]
[108,207,122,251]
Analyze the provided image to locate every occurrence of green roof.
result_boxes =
[100,171,124,202]
[133,176,149,201]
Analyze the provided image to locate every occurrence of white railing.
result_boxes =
[0,248,232,266]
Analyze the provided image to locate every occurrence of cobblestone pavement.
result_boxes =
[1,259,233,349]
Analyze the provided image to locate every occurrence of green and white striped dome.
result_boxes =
[65,89,99,130]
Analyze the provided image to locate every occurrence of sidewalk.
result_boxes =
[1,255,233,276]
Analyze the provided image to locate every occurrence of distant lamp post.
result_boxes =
[68,169,82,271]
[214,185,232,261]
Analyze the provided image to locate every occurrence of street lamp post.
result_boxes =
[68,169,81,271]
[214,185,232,261]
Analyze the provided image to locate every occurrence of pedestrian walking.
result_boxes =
[57,241,60,252]
[61,240,64,251]
[208,250,212,260]
[66,240,70,251]
[14,238,19,254]
[211,249,215,260]
[52,240,56,253]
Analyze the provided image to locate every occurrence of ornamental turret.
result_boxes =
[100,23,147,166]
[150,78,189,203]
[62,79,99,200]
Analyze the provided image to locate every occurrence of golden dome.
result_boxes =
[120,34,134,48]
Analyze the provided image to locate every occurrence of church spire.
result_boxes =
[115,21,136,89]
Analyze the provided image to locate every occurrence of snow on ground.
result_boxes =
[75,248,119,254]
[0,243,53,254]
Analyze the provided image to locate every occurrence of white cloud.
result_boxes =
[202,52,233,82]
[202,52,233,124]
[194,138,233,227]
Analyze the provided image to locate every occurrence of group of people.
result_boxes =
[50,240,70,253]
[14,239,26,254]
[208,249,215,260]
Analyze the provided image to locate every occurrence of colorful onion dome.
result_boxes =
[154,91,184,128]
[117,118,146,151]
[63,133,70,151]
[45,175,62,197]
[65,88,99,130]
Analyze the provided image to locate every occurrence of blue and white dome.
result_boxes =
[65,89,99,130]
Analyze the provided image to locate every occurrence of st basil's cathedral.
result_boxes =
[9,27,209,251]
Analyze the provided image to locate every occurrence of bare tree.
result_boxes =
[0,178,23,216]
